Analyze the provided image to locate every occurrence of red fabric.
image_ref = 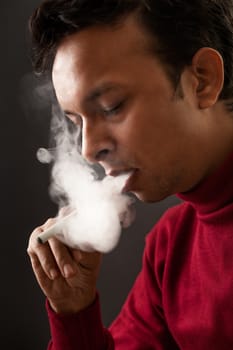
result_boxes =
[46,295,113,350]
[46,151,233,349]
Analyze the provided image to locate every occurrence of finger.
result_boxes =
[48,237,78,279]
[28,227,60,280]
[71,249,102,271]
[27,218,56,252]
[28,252,55,292]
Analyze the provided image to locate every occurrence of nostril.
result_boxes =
[95,149,110,161]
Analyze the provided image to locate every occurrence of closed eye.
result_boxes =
[102,101,124,117]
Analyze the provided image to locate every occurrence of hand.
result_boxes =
[27,217,102,314]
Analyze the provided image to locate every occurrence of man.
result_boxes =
[27,1,233,349]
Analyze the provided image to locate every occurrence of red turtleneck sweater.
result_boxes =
[46,152,233,349]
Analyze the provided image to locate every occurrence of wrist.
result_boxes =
[48,290,97,315]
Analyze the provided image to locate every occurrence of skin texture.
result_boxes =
[27,15,233,314]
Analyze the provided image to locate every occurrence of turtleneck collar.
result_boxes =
[177,151,233,216]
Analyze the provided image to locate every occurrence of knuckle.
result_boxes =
[28,228,42,248]
[31,226,42,238]
[27,246,32,256]
[48,239,71,267]
[40,255,55,271]
[54,253,69,269]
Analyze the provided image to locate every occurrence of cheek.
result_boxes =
[118,110,158,145]
[114,123,159,168]
[112,101,177,164]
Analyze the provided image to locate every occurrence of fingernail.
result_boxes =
[63,264,75,278]
[50,269,58,280]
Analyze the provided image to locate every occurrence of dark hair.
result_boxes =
[29,0,233,109]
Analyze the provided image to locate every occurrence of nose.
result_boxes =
[81,121,114,163]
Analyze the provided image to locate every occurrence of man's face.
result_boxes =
[52,16,210,202]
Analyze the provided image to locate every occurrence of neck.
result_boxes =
[199,103,233,179]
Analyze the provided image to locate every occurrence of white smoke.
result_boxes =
[37,104,135,253]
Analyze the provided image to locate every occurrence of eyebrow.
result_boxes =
[63,83,123,117]
[85,83,120,102]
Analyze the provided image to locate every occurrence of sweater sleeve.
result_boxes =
[46,294,114,350]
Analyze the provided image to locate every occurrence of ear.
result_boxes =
[191,47,224,109]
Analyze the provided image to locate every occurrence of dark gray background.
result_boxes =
[0,2,179,349]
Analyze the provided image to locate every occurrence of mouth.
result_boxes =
[121,169,138,193]
[107,169,133,177]
[105,168,137,193]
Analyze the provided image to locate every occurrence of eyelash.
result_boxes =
[102,101,123,117]
[65,101,124,126]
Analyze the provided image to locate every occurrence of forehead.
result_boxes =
[52,16,155,103]
[53,15,151,69]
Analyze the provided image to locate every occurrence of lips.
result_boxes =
[107,169,133,177]
[105,168,137,193]
[121,169,138,193]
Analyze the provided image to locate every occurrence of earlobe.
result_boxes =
[192,48,224,109]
